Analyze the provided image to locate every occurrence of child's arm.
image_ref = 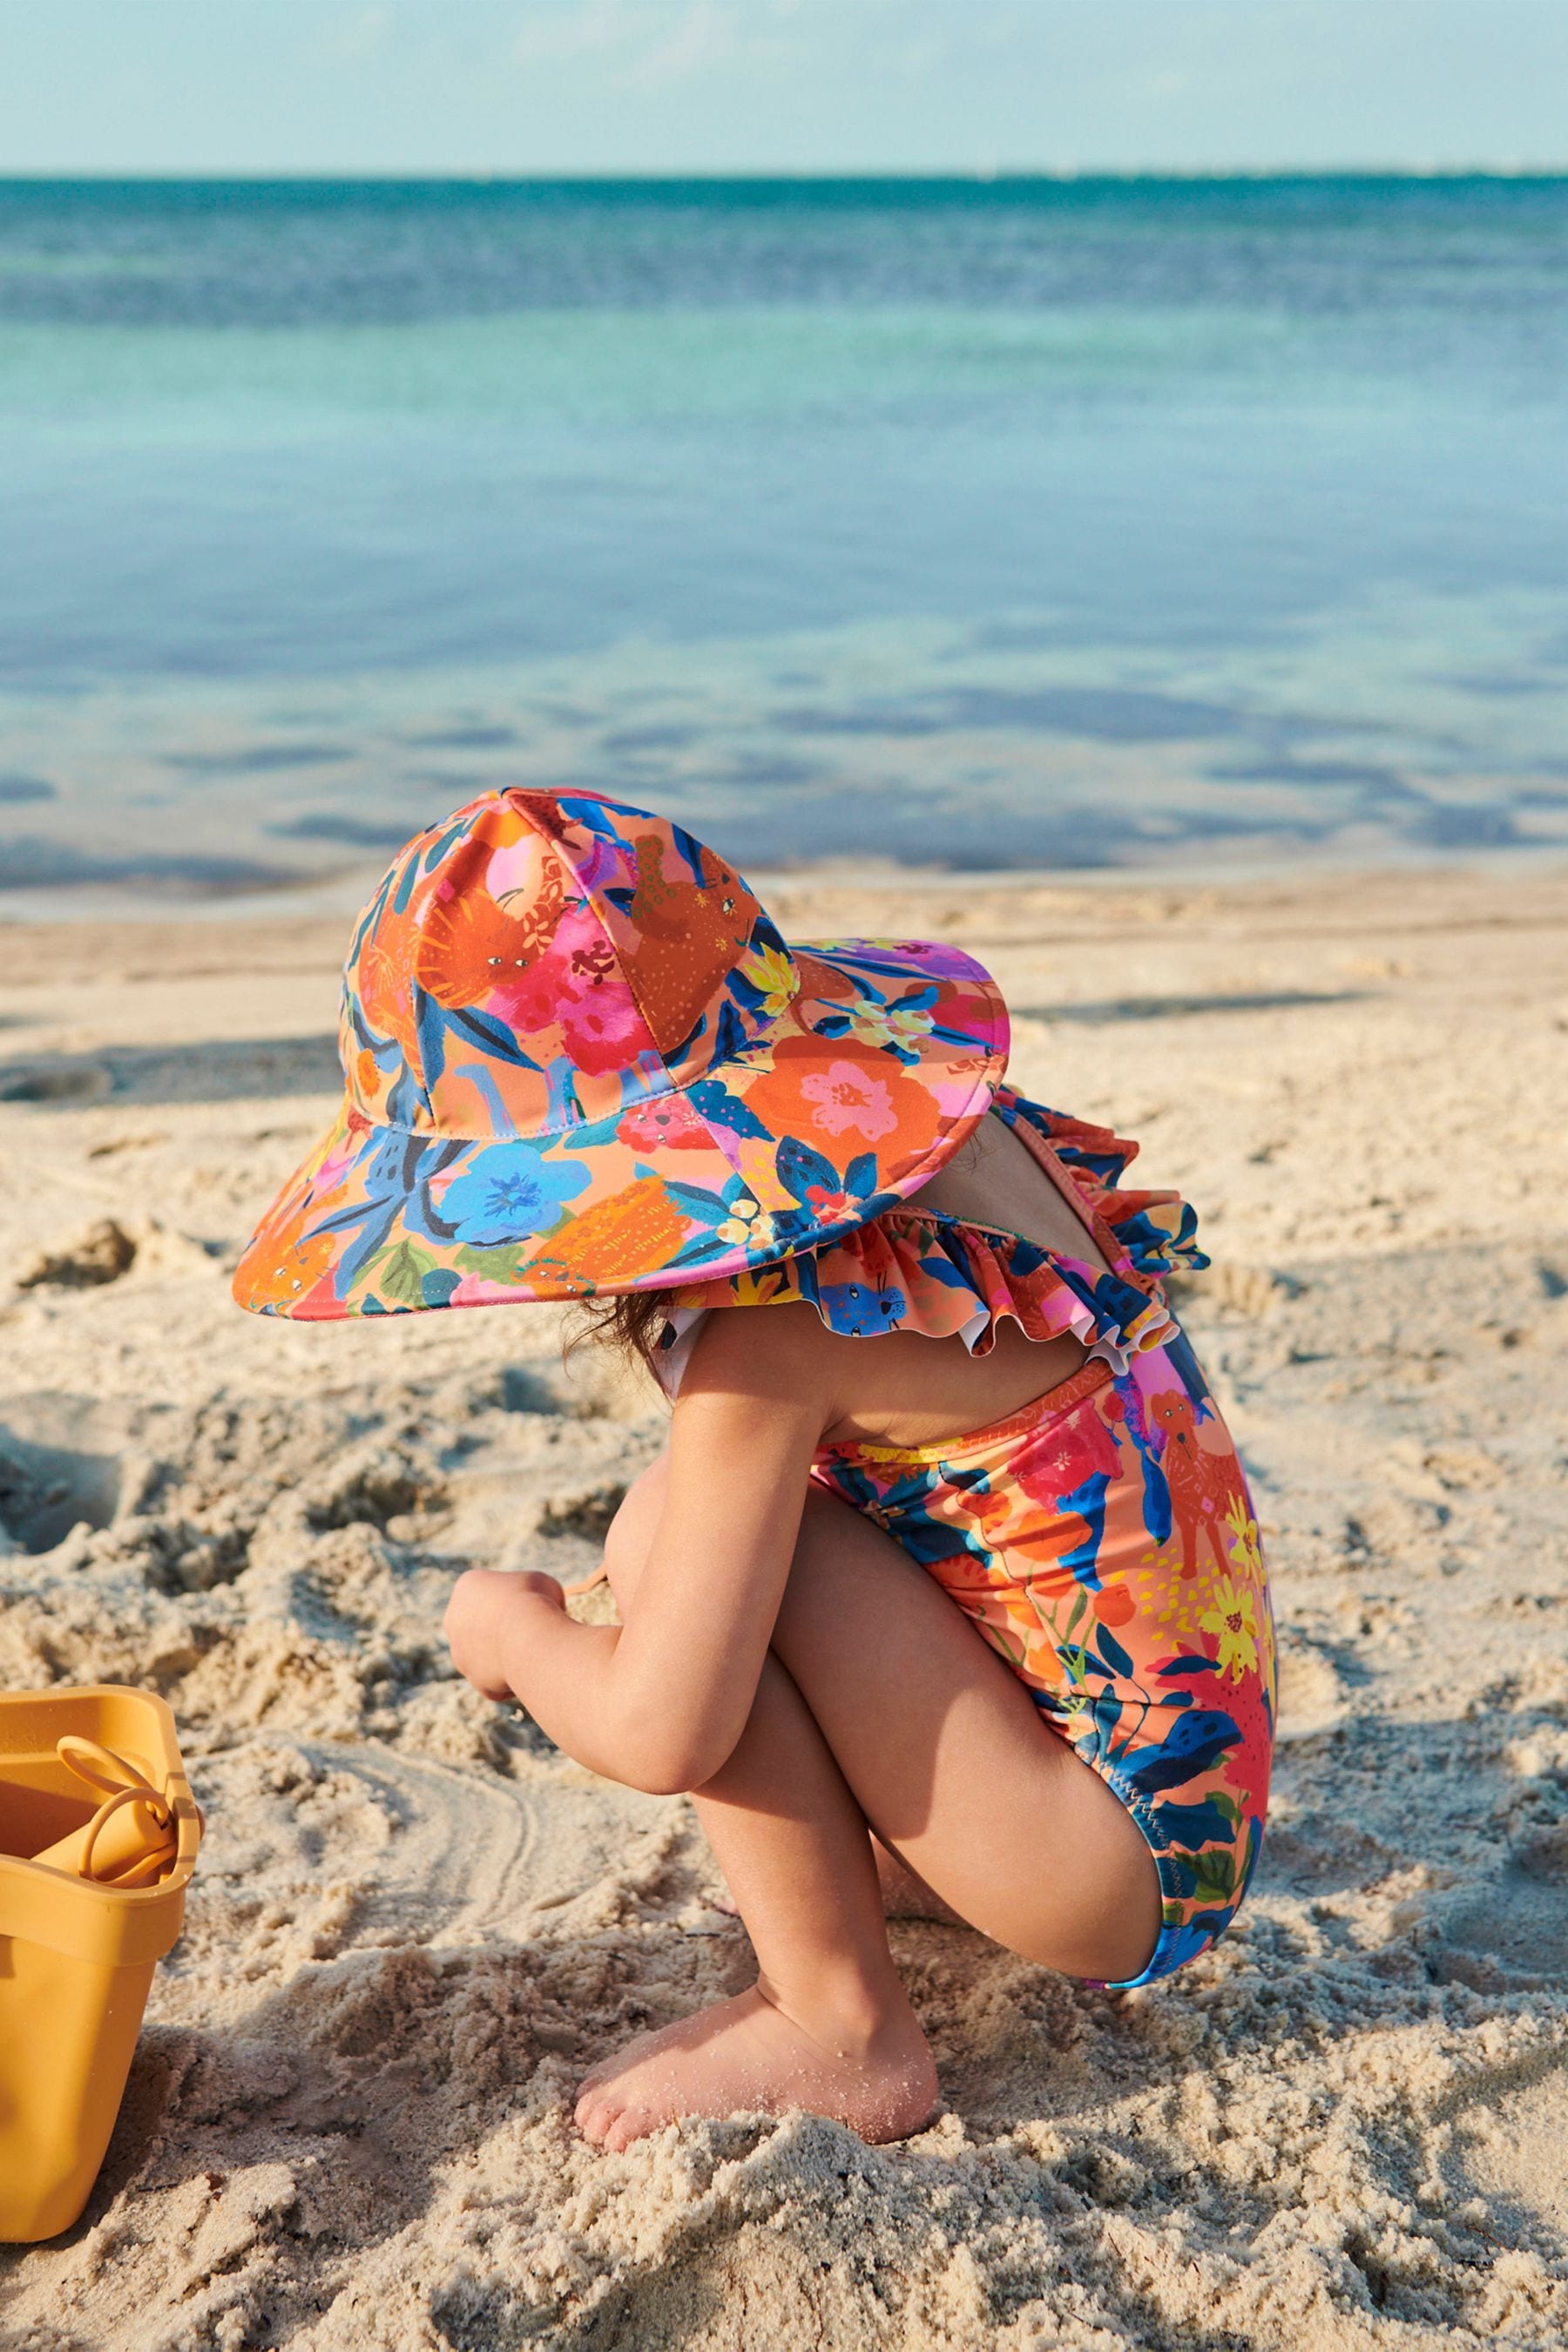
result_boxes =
[443,1308,833,1794]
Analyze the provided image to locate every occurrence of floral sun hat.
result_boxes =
[233,787,1009,1320]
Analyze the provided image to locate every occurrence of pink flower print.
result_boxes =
[560,980,649,1076]
[799,1060,897,1140]
[483,837,546,901]
[551,902,613,973]
[1012,1406,1120,1512]
[494,945,586,1036]
[617,1094,713,1152]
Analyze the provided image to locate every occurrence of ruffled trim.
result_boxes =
[990,1086,1209,1287]
[653,1085,1207,1394]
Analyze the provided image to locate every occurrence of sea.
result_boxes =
[2,173,1566,902]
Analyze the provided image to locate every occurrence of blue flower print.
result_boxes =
[440,1148,591,1247]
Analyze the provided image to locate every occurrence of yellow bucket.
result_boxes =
[0,1685,202,2244]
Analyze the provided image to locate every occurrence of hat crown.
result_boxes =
[344,789,790,1141]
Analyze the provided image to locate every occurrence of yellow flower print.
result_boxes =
[738,941,796,1019]
[835,999,936,1054]
[1198,1576,1260,1683]
[716,1195,780,1253]
[1223,1492,1263,1583]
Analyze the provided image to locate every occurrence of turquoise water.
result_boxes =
[2,175,1566,889]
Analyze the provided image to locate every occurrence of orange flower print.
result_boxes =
[747,1037,940,1172]
[356,928,421,1062]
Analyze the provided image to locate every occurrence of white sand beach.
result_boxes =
[1,859,1565,2349]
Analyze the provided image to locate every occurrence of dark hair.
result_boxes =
[570,1287,679,1382]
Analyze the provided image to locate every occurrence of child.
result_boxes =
[234,787,1274,2152]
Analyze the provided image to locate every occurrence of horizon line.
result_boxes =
[3,163,1567,186]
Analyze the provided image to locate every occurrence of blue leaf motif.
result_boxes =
[777,1135,842,1204]
[1093,1623,1136,1679]
[688,1079,770,1139]
[1152,1797,1239,1849]
[844,1151,880,1199]
[662,1181,733,1225]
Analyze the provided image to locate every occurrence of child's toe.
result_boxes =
[574,2090,615,2143]
[604,2102,657,2153]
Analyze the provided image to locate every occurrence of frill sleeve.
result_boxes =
[663,1212,1172,1371]
[991,1086,1209,1283]
[650,1085,1207,1396]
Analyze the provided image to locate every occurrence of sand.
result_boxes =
[0,859,1565,2351]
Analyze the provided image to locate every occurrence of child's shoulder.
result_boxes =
[677,1291,848,1409]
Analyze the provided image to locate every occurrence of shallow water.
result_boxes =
[3,174,1566,892]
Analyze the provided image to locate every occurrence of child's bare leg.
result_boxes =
[765,1493,1162,1982]
[709,1831,961,1923]
[705,1822,960,1924]
[574,1645,936,2153]
[574,1466,1159,2150]
[871,1838,967,1924]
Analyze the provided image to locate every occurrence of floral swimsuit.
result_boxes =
[660,1086,1276,1990]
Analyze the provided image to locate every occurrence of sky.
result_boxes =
[1,0,1565,178]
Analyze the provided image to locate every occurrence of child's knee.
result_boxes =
[602,1454,670,1608]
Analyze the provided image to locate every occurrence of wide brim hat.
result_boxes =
[233,787,1008,1321]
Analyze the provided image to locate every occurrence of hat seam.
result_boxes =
[506,788,688,1094]
[582,810,781,1088]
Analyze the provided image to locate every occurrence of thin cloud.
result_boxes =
[511,0,628,67]
[511,0,801,87]
[317,4,396,67]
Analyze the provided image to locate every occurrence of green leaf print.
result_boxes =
[373,1240,436,1306]
[1190,1848,1238,1906]
[986,1622,1029,1672]
[455,1242,531,1281]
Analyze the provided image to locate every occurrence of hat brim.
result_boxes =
[233,938,1008,1321]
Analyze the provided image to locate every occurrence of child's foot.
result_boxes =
[573,1984,938,2152]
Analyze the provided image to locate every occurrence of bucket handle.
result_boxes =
[56,1735,202,1887]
